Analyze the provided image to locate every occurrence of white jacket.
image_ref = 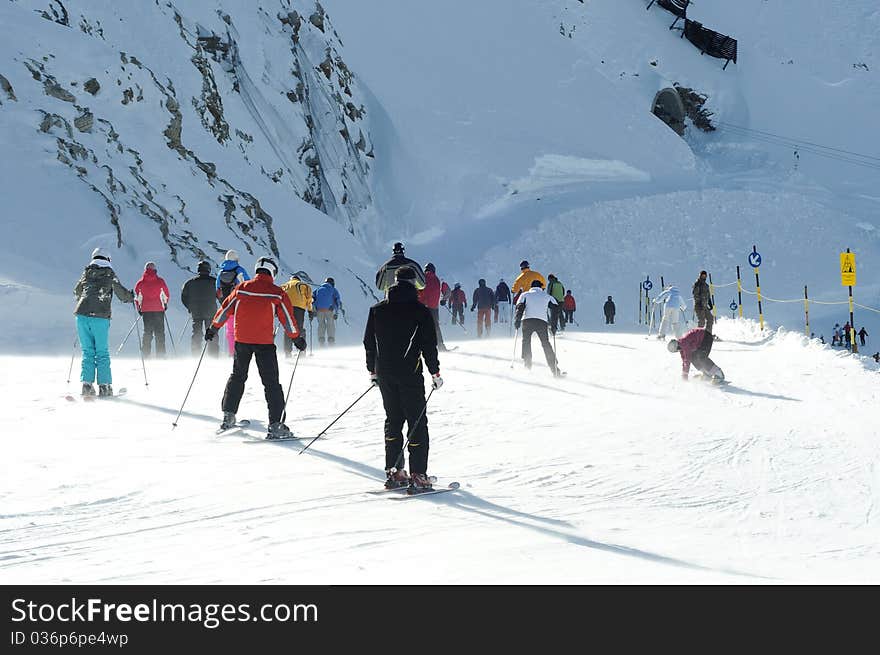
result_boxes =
[653,286,687,313]
[516,287,556,322]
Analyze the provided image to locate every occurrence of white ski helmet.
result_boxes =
[225,249,239,261]
[90,247,111,262]
[255,256,278,278]
[667,339,680,353]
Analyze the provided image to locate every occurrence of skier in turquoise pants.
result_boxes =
[73,248,134,397]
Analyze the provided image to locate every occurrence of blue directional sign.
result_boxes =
[729,301,738,311]
[748,250,762,268]
[642,278,653,291]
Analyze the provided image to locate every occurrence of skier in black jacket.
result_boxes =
[471,278,496,338]
[494,278,511,323]
[181,261,219,356]
[364,266,442,491]
[375,242,426,293]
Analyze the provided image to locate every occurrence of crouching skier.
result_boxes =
[364,266,443,491]
[667,327,724,382]
[206,256,306,439]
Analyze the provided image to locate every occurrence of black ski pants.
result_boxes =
[283,307,306,354]
[521,318,557,371]
[429,307,446,349]
[451,304,465,325]
[564,309,575,323]
[605,312,614,324]
[222,342,285,423]
[191,316,219,356]
[377,373,429,475]
[141,311,166,357]
[691,333,720,375]
[549,303,565,331]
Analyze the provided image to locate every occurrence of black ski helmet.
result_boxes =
[478,278,486,286]
[425,262,436,273]
[393,242,405,255]
[395,266,417,285]
[607,295,612,301]
[530,279,543,288]
[454,282,461,289]
[519,260,529,269]
[197,260,211,274]
[325,277,335,286]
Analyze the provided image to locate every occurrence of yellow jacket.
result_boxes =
[281,278,313,311]
[512,268,546,295]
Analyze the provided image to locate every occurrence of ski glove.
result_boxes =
[431,373,443,390]
[293,336,307,351]
[204,327,216,341]
[370,372,378,387]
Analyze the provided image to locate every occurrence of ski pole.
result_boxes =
[510,328,519,368]
[390,387,436,473]
[116,315,141,354]
[280,349,302,424]
[133,305,149,387]
[164,312,177,355]
[171,339,208,428]
[66,335,78,383]
[177,316,190,350]
[299,385,375,454]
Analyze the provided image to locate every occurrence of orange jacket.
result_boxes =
[512,268,546,296]
[211,273,299,344]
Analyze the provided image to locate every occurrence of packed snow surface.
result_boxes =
[3,319,878,583]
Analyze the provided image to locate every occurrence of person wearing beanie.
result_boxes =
[513,277,561,377]
[312,276,342,346]
[546,273,566,333]
[692,270,713,333]
[494,278,512,324]
[563,290,577,325]
[206,256,305,439]
[667,327,724,382]
[134,261,170,358]
[181,260,219,356]
[216,249,251,356]
[364,265,442,492]
[449,282,467,326]
[603,295,616,325]
[470,278,496,338]
[73,248,134,397]
[280,271,314,358]
[418,262,447,351]
[375,241,426,293]
[511,260,546,302]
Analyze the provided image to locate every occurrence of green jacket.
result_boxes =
[74,265,133,319]
[547,279,565,303]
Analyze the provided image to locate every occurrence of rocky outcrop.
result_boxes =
[0,74,16,103]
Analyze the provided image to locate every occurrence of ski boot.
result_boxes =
[408,473,434,493]
[384,468,410,489]
[98,384,113,398]
[219,411,237,431]
[81,383,96,397]
[266,422,294,440]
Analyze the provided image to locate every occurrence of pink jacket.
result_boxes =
[677,328,707,377]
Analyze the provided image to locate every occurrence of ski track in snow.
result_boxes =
[2,318,879,583]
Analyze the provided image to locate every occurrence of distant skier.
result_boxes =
[832,324,841,346]
[546,274,566,332]
[667,327,724,382]
[281,271,314,358]
[375,242,426,293]
[692,270,713,333]
[134,262,170,358]
[652,285,688,339]
[216,250,250,356]
[494,278,511,323]
[858,326,868,347]
[180,260,219,357]
[418,262,447,351]
[313,277,342,346]
[440,280,451,307]
[449,283,467,326]
[206,256,305,438]
[844,322,852,348]
[514,279,561,377]
[603,296,616,325]
[363,266,442,492]
[471,278,496,338]
[73,248,134,397]
[512,260,546,302]
[563,290,576,325]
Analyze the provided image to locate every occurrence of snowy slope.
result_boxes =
[2,321,879,583]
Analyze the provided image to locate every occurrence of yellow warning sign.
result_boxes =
[840,252,856,286]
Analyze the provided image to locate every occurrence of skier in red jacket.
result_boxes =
[667,327,724,381]
[418,263,446,351]
[207,256,305,438]
[562,290,576,325]
[134,262,170,357]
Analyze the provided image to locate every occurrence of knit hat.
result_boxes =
[91,247,111,262]
[425,262,435,273]
[325,277,335,286]
[225,249,239,261]
[520,260,529,269]
[254,256,278,278]
[395,266,416,286]
[667,339,680,353]
[392,242,405,255]
[144,261,157,271]
[197,261,211,274]
[479,278,486,286]
[530,279,543,288]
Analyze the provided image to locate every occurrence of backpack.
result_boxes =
[218,268,239,301]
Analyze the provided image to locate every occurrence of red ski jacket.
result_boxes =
[212,273,299,344]
[134,269,170,312]
[563,295,576,311]
[419,271,442,309]
[450,288,467,307]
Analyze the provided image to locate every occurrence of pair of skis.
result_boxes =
[215,419,300,441]
[64,387,128,402]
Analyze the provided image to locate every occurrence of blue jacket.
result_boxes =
[216,260,250,291]
[313,283,341,311]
